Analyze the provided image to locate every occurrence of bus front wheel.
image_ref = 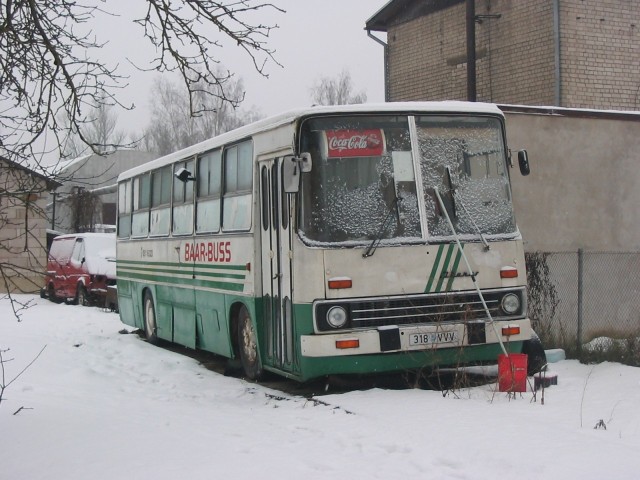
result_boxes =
[143,291,158,344]
[238,306,262,380]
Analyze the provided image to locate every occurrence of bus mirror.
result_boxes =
[518,150,530,176]
[283,156,301,193]
[175,167,196,183]
[299,152,312,172]
[283,153,313,193]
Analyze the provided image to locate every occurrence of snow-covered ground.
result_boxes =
[1,295,639,479]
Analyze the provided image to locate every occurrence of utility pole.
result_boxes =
[466,0,477,102]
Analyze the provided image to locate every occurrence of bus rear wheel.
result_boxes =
[238,306,262,380]
[143,291,158,344]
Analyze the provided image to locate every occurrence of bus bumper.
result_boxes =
[300,318,531,358]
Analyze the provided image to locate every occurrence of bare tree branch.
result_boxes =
[1,0,283,167]
[143,73,263,155]
[134,1,283,116]
[0,1,282,311]
[0,344,47,405]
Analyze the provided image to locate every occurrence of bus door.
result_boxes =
[259,159,295,372]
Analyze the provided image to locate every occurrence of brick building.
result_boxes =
[366,0,640,110]
[0,157,60,293]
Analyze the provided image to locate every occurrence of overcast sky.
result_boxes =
[94,0,390,136]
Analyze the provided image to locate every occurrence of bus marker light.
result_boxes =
[328,277,352,289]
[500,267,518,279]
[501,325,520,337]
[246,262,251,272]
[336,339,359,349]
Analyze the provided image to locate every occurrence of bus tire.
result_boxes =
[238,305,262,380]
[522,334,547,376]
[143,291,158,344]
[76,284,89,306]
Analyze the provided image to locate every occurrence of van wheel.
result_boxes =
[238,306,262,380]
[48,284,61,304]
[76,285,89,306]
[143,291,158,344]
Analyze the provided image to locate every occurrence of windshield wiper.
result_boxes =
[445,166,490,251]
[445,167,457,218]
[362,196,400,258]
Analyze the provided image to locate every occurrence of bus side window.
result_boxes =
[223,140,252,231]
[261,165,269,231]
[132,174,151,238]
[172,159,194,235]
[196,150,222,233]
[150,165,171,236]
[117,180,132,238]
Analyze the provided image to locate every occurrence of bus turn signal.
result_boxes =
[336,339,360,349]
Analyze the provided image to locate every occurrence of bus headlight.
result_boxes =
[327,306,348,328]
[501,293,520,315]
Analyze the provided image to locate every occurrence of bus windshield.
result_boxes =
[299,114,516,244]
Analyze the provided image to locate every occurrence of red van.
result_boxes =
[43,233,116,305]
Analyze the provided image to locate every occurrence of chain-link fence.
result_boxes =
[526,251,640,366]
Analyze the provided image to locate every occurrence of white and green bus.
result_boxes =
[116,102,539,382]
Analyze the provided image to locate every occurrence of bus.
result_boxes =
[116,102,540,382]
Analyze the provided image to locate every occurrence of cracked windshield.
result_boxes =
[299,114,515,244]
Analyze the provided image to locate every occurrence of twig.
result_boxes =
[580,365,595,428]
[0,345,47,405]
[13,406,34,415]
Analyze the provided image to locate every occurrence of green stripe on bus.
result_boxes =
[117,271,245,292]
[117,259,247,271]
[445,245,464,292]
[425,244,445,293]
[434,244,456,292]
[118,265,245,281]
[425,243,466,293]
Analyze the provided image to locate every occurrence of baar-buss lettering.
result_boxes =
[184,241,231,263]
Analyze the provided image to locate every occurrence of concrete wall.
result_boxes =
[504,107,640,252]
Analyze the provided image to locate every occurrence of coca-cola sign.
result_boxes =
[325,129,385,158]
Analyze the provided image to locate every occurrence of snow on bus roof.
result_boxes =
[117,101,503,182]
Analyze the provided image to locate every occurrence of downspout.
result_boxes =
[553,0,561,106]
[367,30,390,102]
[466,0,477,101]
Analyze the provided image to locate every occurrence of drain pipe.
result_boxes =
[434,187,508,356]
[553,0,562,106]
[367,30,390,102]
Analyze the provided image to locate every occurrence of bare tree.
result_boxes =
[144,73,263,156]
[68,188,101,233]
[1,0,282,167]
[0,0,282,317]
[61,101,128,158]
[310,70,367,106]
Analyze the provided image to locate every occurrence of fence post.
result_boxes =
[577,248,584,355]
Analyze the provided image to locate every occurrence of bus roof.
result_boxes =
[118,101,503,182]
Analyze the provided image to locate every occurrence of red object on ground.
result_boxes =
[498,353,528,392]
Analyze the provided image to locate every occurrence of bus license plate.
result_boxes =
[408,331,458,346]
